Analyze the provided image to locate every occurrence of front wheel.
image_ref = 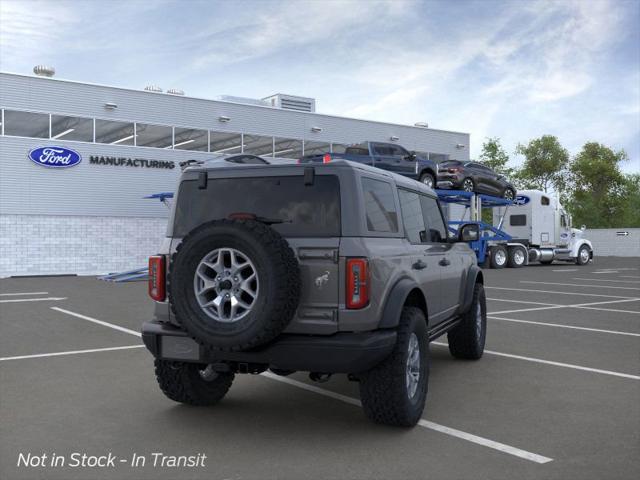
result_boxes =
[359,307,429,427]
[462,178,475,192]
[419,172,435,189]
[448,283,486,359]
[576,245,591,265]
[154,360,235,405]
[503,188,515,201]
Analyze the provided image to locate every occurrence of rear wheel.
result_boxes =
[503,188,515,201]
[462,178,475,192]
[489,245,507,269]
[359,307,429,427]
[419,172,435,189]
[507,246,526,268]
[154,360,235,406]
[448,283,486,359]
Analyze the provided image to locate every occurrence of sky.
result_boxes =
[1,0,639,172]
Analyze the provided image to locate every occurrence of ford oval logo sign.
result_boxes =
[514,195,530,205]
[28,146,82,168]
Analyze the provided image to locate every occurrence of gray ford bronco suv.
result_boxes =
[142,160,486,427]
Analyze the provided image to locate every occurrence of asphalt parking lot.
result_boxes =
[1,257,639,480]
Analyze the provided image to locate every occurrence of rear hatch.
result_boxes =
[171,171,341,335]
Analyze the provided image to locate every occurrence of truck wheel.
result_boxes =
[507,246,526,268]
[419,172,435,189]
[154,360,235,405]
[448,283,486,360]
[576,245,591,265]
[169,219,301,351]
[489,245,507,269]
[359,307,429,427]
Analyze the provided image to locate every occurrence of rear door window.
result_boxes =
[361,178,398,233]
[173,175,341,237]
[398,190,426,243]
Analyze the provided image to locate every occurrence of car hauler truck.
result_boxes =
[439,189,593,268]
[493,190,593,266]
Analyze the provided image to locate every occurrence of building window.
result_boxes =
[173,127,208,151]
[95,119,135,145]
[51,114,93,142]
[135,123,173,149]
[210,131,243,154]
[273,137,303,159]
[3,110,49,138]
[303,140,330,156]
[361,177,398,233]
[243,134,274,156]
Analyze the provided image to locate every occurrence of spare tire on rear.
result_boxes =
[169,219,300,352]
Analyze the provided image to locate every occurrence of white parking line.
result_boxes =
[51,307,141,337]
[486,286,637,299]
[432,342,640,380]
[488,298,558,306]
[488,316,640,337]
[490,297,640,315]
[0,297,67,303]
[552,269,578,272]
[572,278,640,284]
[521,281,640,291]
[0,345,144,362]
[0,292,49,296]
[621,276,640,279]
[261,372,553,464]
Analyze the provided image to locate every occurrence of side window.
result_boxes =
[372,144,391,156]
[389,145,409,158]
[510,214,527,226]
[420,195,447,242]
[361,178,399,233]
[541,196,550,206]
[561,214,567,227]
[398,190,426,243]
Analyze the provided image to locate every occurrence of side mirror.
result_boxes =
[458,223,480,242]
[405,151,417,161]
[581,225,586,231]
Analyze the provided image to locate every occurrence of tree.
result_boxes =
[479,137,514,177]
[515,135,569,193]
[566,142,631,228]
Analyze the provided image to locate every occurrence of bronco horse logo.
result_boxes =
[315,271,330,288]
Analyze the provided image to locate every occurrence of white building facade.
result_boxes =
[0,72,470,277]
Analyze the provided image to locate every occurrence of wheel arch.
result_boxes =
[419,167,436,180]
[458,265,483,314]
[378,278,429,329]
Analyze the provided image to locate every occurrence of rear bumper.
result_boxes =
[141,321,397,374]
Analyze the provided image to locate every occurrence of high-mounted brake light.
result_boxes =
[346,258,369,309]
[148,255,166,302]
[323,153,332,163]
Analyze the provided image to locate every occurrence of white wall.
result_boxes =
[586,228,640,258]
[0,214,167,277]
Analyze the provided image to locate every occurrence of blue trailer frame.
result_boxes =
[435,190,513,264]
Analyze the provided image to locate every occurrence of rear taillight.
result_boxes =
[148,255,166,302]
[448,167,460,173]
[323,153,332,163]
[346,258,369,309]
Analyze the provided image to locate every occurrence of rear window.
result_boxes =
[173,175,341,237]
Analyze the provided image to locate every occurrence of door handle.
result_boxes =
[412,260,427,270]
[439,258,451,267]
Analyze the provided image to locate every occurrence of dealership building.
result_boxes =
[0,69,470,277]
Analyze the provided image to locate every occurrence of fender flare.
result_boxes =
[419,167,437,180]
[378,278,425,329]
[571,239,593,258]
[459,265,483,314]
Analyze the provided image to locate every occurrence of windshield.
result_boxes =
[173,175,341,237]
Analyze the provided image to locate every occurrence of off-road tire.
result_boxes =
[169,219,300,351]
[448,283,486,359]
[419,172,435,189]
[154,359,234,406]
[507,246,526,268]
[359,307,429,427]
[489,245,507,269]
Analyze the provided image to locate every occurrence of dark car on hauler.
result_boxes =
[437,160,516,200]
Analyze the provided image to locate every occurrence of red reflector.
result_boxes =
[228,212,257,220]
[448,167,459,173]
[148,255,166,302]
[323,153,332,163]
[346,258,369,309]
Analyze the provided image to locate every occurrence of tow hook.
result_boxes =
[309,372,332,383]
